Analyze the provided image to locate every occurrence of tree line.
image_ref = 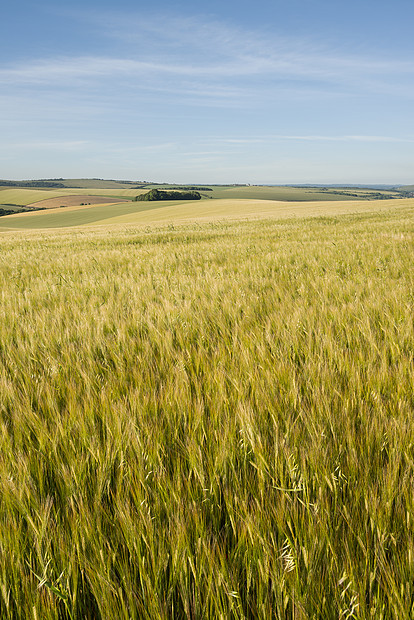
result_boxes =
[133,189,202,202]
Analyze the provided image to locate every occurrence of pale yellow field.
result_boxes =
[90,197,414,227]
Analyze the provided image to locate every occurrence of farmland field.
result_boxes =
[88,197,412,227]
[201,185,400,201]
[22,195,124,210]
[1,196,412,230]
[0,188,78,206]
[0,184,400,214]
[0,187,147,208]
[0,200,186,229]
[0,198,413,618]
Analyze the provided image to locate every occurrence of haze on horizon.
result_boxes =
[1,0,414,185]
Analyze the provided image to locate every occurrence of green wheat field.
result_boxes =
[0,198,413,618]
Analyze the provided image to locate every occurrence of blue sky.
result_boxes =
[1,0,414,183]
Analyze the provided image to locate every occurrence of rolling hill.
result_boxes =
[0,196,412,230]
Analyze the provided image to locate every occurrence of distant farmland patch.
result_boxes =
[27,195,124,209]
[0,188,72,206]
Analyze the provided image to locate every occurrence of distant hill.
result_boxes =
[289,183,401,190]
[0,179,65,188]
[0,180,409,212]
[0,178,148,189]
[57,179,147,189]
[2,178,412,193]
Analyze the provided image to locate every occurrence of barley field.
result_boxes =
[0,203,413,618]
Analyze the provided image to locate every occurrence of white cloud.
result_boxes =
[274,135,414,143]
[1,11,414,182]
[1,11,413,99]
[208,134,414,145]
[2,52,413,86]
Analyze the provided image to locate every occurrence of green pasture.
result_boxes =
[0,188,73,206]
[0,187,147,207]
[0,200,188,229]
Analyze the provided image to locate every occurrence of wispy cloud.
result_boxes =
[287,135,414,143]
[209,134,414,145]
[2,52,413,86]
[1,10,414,182]
[1,12,414,100]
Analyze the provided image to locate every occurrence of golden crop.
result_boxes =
[0,204,413,618]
